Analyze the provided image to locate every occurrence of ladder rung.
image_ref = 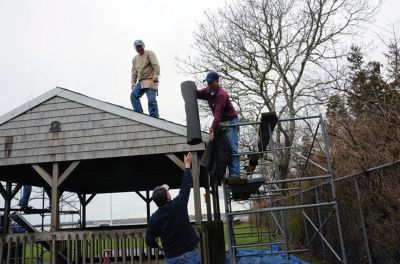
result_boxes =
[234,233,271,238]
[232,241,285,249]
[225,175,331,189]
[264,187,301,192]
[233,147,294,157]
[227,201,336,216]
[264,175,331,185]
[247,194,281,200]
[234,248,309,258]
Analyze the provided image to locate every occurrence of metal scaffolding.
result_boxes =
[223,114,348,264]
[2,186,81,264]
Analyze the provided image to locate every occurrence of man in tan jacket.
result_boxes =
[131,39,160,118]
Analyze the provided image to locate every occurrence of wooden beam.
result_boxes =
[85,193,96,206]
[79,193,97,207]
[10,183,23,199]
[135,191,151,202]
[58,161,80,187]
[136,191,146,201]
[192,152,202,224]
[166,154,185,170]
[32,164,52,187]
[0,183,10,200]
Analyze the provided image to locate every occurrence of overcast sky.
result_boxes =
[0,0,399,225]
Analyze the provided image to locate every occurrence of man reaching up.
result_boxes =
[146,152,200,263]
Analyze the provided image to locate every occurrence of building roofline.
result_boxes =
[0,87,209,140]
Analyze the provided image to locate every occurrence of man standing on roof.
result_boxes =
[145,152,201,264]
[197,71,245,184]
[131,39,160,118]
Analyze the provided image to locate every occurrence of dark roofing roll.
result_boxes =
[181,81,202,145]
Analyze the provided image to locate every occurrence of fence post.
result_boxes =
[354,176,372,264]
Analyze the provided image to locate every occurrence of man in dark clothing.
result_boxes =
[197,71,245,184]
[145,152,200,264]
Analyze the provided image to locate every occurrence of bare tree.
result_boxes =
[179,0,379,179]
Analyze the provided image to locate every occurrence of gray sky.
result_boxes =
[0,0,399,225]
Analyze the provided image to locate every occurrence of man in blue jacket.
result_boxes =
[145,152,201,263]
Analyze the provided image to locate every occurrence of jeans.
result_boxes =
[165,248,201,264]
[19,185,32,208]
[226,117,240,177]
[130,81,159,118]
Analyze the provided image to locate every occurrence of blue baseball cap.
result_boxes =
[203,71,219,83]
[134,39,145,47]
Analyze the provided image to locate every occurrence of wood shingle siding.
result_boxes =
[0,88,206,166]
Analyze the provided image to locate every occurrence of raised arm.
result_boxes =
[174,152,193,206]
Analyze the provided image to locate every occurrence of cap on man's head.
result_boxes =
[152,184,169,207]
[203,71,219,83]
[134,39,145,48]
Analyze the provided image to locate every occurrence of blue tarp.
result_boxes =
[226,248,310,264]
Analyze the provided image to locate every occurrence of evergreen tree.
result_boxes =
[346,46,389,115]
[385,40,400,84]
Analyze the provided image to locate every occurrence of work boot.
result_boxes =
[226,176,247,185]
[22,205,34,212]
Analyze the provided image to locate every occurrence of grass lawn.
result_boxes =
[224,223,328,264]
[225,223,272,249]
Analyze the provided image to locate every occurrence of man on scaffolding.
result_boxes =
[197,71,246,185]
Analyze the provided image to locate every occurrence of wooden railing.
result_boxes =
[0,227,165,264]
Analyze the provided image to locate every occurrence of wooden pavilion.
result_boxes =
[0,88,223,263]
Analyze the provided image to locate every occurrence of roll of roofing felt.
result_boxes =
[181,80,202,145]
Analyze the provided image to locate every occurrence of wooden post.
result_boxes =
[78,193,96,229]
[145,191,151,222]
[51,163,60,232]
[82,194,87,228]
[2,182,11,236]
[51,234,57,264]
[211,175,221,221]
[0,182,23,263]
[51,163,60,264]
[135,192,152,223]
[192,152,202,224]
[32,161,79,229]
[205,172,212,222]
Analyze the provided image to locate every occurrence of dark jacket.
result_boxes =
[145,169,200,258]
[201,129,231,181]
